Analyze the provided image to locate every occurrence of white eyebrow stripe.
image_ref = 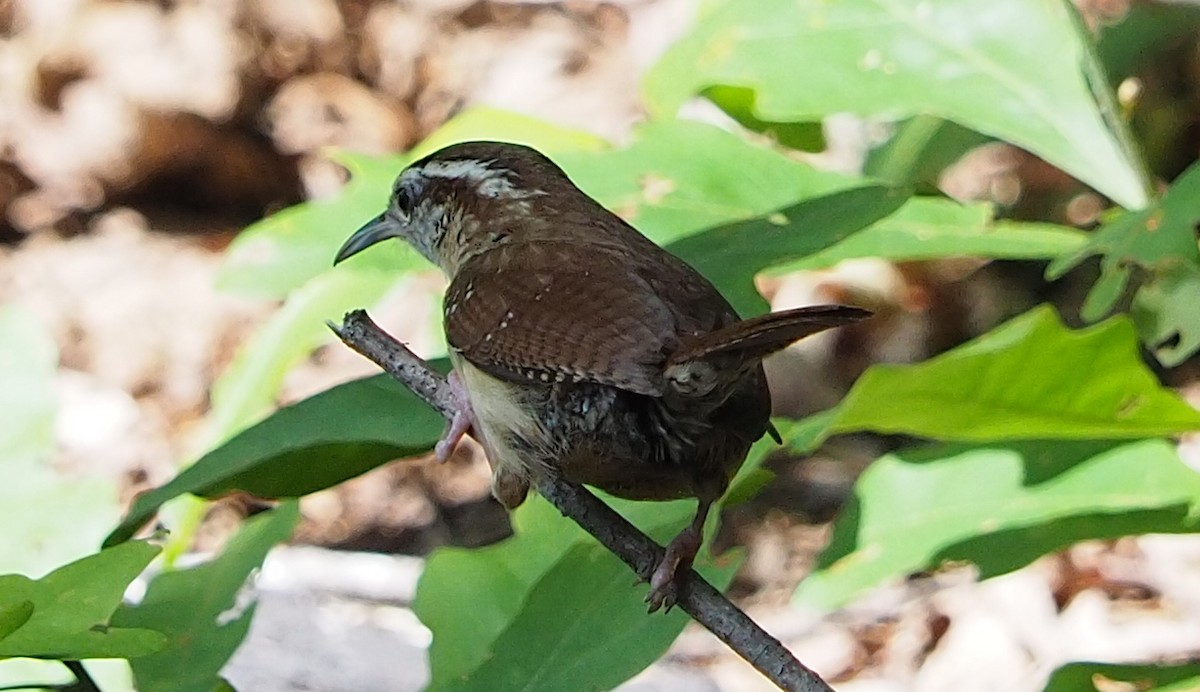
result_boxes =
[416,159,517,198]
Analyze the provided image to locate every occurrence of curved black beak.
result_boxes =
[334,213,403,265]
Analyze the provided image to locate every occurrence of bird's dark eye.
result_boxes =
[392,175,422,217]
[393,186,413,216]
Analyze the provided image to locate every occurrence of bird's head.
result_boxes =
[334,141,576,274]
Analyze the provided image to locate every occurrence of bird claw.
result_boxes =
[434,371,474,463]
[644,524,703,614]
[435,409,472,463]
[645,557,683,613]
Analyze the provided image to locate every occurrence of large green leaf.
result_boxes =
[796,438,1200,609]
[219,108,606,299]
[1048,160,1200,366]
[106,373,446,547]
[771,197,1086,273]
[1044,661,1200,692]
[646,0,1149,209]
[417,495,739,689]
[113,504,299,692]
[0,541,165,660]
[788,305,1200,450]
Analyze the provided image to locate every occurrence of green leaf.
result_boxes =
[416,495,739,688]
[771,197,1086,274]
[789,305,1200,449]
[219,108,605,299]
[645,0,1149,209]
[559,119,875,248]
[106,373,445,547]
[1048,160,1200,366]
[667,185,907,314]
[113,504,299,692]
[1044,661,1200,692]
[0,307,122,579]
[796,438,1200,610]
[0,541,165,660]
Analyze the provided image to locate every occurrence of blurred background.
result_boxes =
[3,0,1200,690]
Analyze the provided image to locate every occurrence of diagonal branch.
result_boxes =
[331,309,832,692]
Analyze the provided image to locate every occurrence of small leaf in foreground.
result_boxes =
[0,540,164,660]
[1132,262,1200,367]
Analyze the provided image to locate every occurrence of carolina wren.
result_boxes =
[335,141,869,610]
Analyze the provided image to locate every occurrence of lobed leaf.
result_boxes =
[1048,160,1200,366]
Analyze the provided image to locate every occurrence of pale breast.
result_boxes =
[451,353,552,479]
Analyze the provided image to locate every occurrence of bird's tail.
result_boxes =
[668,305,871,367]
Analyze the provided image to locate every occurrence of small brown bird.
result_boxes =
[335,141,869,610]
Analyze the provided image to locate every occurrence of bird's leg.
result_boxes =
[434,371,475,463]
[646,499,712,613]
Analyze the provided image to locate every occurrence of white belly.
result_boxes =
[450,354,547,481]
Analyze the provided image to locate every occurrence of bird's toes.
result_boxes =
[644,554,683,613]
